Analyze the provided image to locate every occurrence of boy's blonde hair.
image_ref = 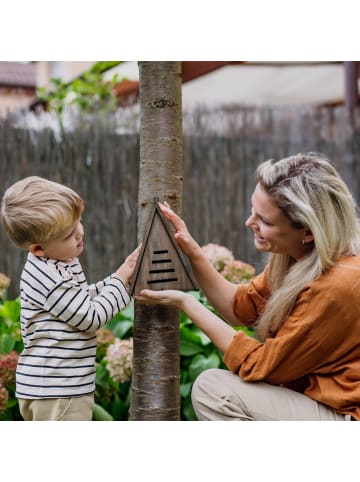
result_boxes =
[1,176,84,249]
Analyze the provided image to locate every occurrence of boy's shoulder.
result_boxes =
[24,253,82,283]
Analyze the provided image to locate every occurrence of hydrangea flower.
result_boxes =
[96,328,116,347]
[0,272,10,299]
[0,351,18,388]
[221,260,256,284]
[0,380,8,415]
[201,243,234,272]
[96,328,116,360]
[105,338,133,384]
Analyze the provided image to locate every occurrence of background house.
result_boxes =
[104,61,351,108]
[0,61,359,115]
[0,62,36,116]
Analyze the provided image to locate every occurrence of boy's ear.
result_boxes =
[29,243,46,257]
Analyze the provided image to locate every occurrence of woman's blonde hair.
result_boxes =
[1,176,84,249]
[254,153,360,341]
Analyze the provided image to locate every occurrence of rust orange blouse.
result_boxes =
[224,255,360,420]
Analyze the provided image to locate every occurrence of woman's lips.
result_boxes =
[254,232,265,241]
[77,240,84,248]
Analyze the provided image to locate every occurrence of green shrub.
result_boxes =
[0,297,22,420]
[0,242,256,421]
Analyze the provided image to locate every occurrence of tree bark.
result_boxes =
[130,61,183,420]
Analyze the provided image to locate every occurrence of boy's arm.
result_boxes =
[44,245,140,331]
[44,275,130,332]
[88,278,110,299]
[88,245,141,298]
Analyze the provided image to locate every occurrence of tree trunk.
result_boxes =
[130,61,183,420]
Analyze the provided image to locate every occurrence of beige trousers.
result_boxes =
[191,369,348,421]
[19,395,94,421]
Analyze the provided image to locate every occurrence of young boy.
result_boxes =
[0,176,140,421]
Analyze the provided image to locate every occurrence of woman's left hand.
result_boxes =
[134,289,188,309]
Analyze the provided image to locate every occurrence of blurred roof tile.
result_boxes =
[0,62,36,88]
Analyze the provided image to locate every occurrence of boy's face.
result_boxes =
[39,219,84,262]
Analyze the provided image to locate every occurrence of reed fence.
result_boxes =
[1,105,360,297]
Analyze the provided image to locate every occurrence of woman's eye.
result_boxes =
[261,218,272,226]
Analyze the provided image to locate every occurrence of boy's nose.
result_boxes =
[77,224,84,239]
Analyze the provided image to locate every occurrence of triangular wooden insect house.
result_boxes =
[130,200,198,296]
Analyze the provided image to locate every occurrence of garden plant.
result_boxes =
[0,244,255,421]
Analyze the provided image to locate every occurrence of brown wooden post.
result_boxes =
[344,61,359,112]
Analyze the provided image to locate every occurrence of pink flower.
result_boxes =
[0,351,18,388]
[221,260,256,284]
[0,380,8,415]
[201,243,234,272]
[105,338,133,384]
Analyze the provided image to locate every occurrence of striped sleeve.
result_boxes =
[44,274,130,332]
[88,276,111,299]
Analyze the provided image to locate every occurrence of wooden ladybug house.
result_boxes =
[130,201,198,296]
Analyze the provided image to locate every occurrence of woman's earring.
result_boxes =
[302,240,306,246]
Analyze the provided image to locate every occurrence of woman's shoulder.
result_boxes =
[313,254,360,291]
[331,254,360,274]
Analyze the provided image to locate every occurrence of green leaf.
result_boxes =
[0,299,20,322]
[111,393,129,420]
[113,321,132,339]
[0,334,16,354]
[92,402,114,421]
[186,325,212,346]
[95,363,110,388]
[180,382,192,398]
[180,325,202,344]
[180,337,204,356]
[188,353,221,382]
[182,397,198,421]
[119,301,134,320]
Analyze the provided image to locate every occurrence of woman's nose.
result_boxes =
[245,213,254,228]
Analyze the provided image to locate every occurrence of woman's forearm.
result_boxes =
[158,202,240,325]
[189,253,240,325]
[181,294,237,353]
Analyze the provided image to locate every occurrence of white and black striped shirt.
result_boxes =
[16,252,131,399]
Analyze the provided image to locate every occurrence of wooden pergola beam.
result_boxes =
[344,61,359,112]
[181,61,244,82]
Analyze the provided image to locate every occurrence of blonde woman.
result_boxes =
[136,153,360,421]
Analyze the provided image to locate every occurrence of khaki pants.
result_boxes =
[19,395,94,421]
[191,369,348,421]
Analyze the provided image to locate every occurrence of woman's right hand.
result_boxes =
[158,201,202,260]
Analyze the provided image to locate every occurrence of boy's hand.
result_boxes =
[115,244,141,285]
[134,288,189,310]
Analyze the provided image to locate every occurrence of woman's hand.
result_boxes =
[135,286,237,353]
[134,288,189,310]
[158,201,202,260]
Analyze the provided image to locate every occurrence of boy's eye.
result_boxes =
[64,229,75,240]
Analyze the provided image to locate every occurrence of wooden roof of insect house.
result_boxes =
[130,200,198,296]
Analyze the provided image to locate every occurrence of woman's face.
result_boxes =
[246,183,312,260]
